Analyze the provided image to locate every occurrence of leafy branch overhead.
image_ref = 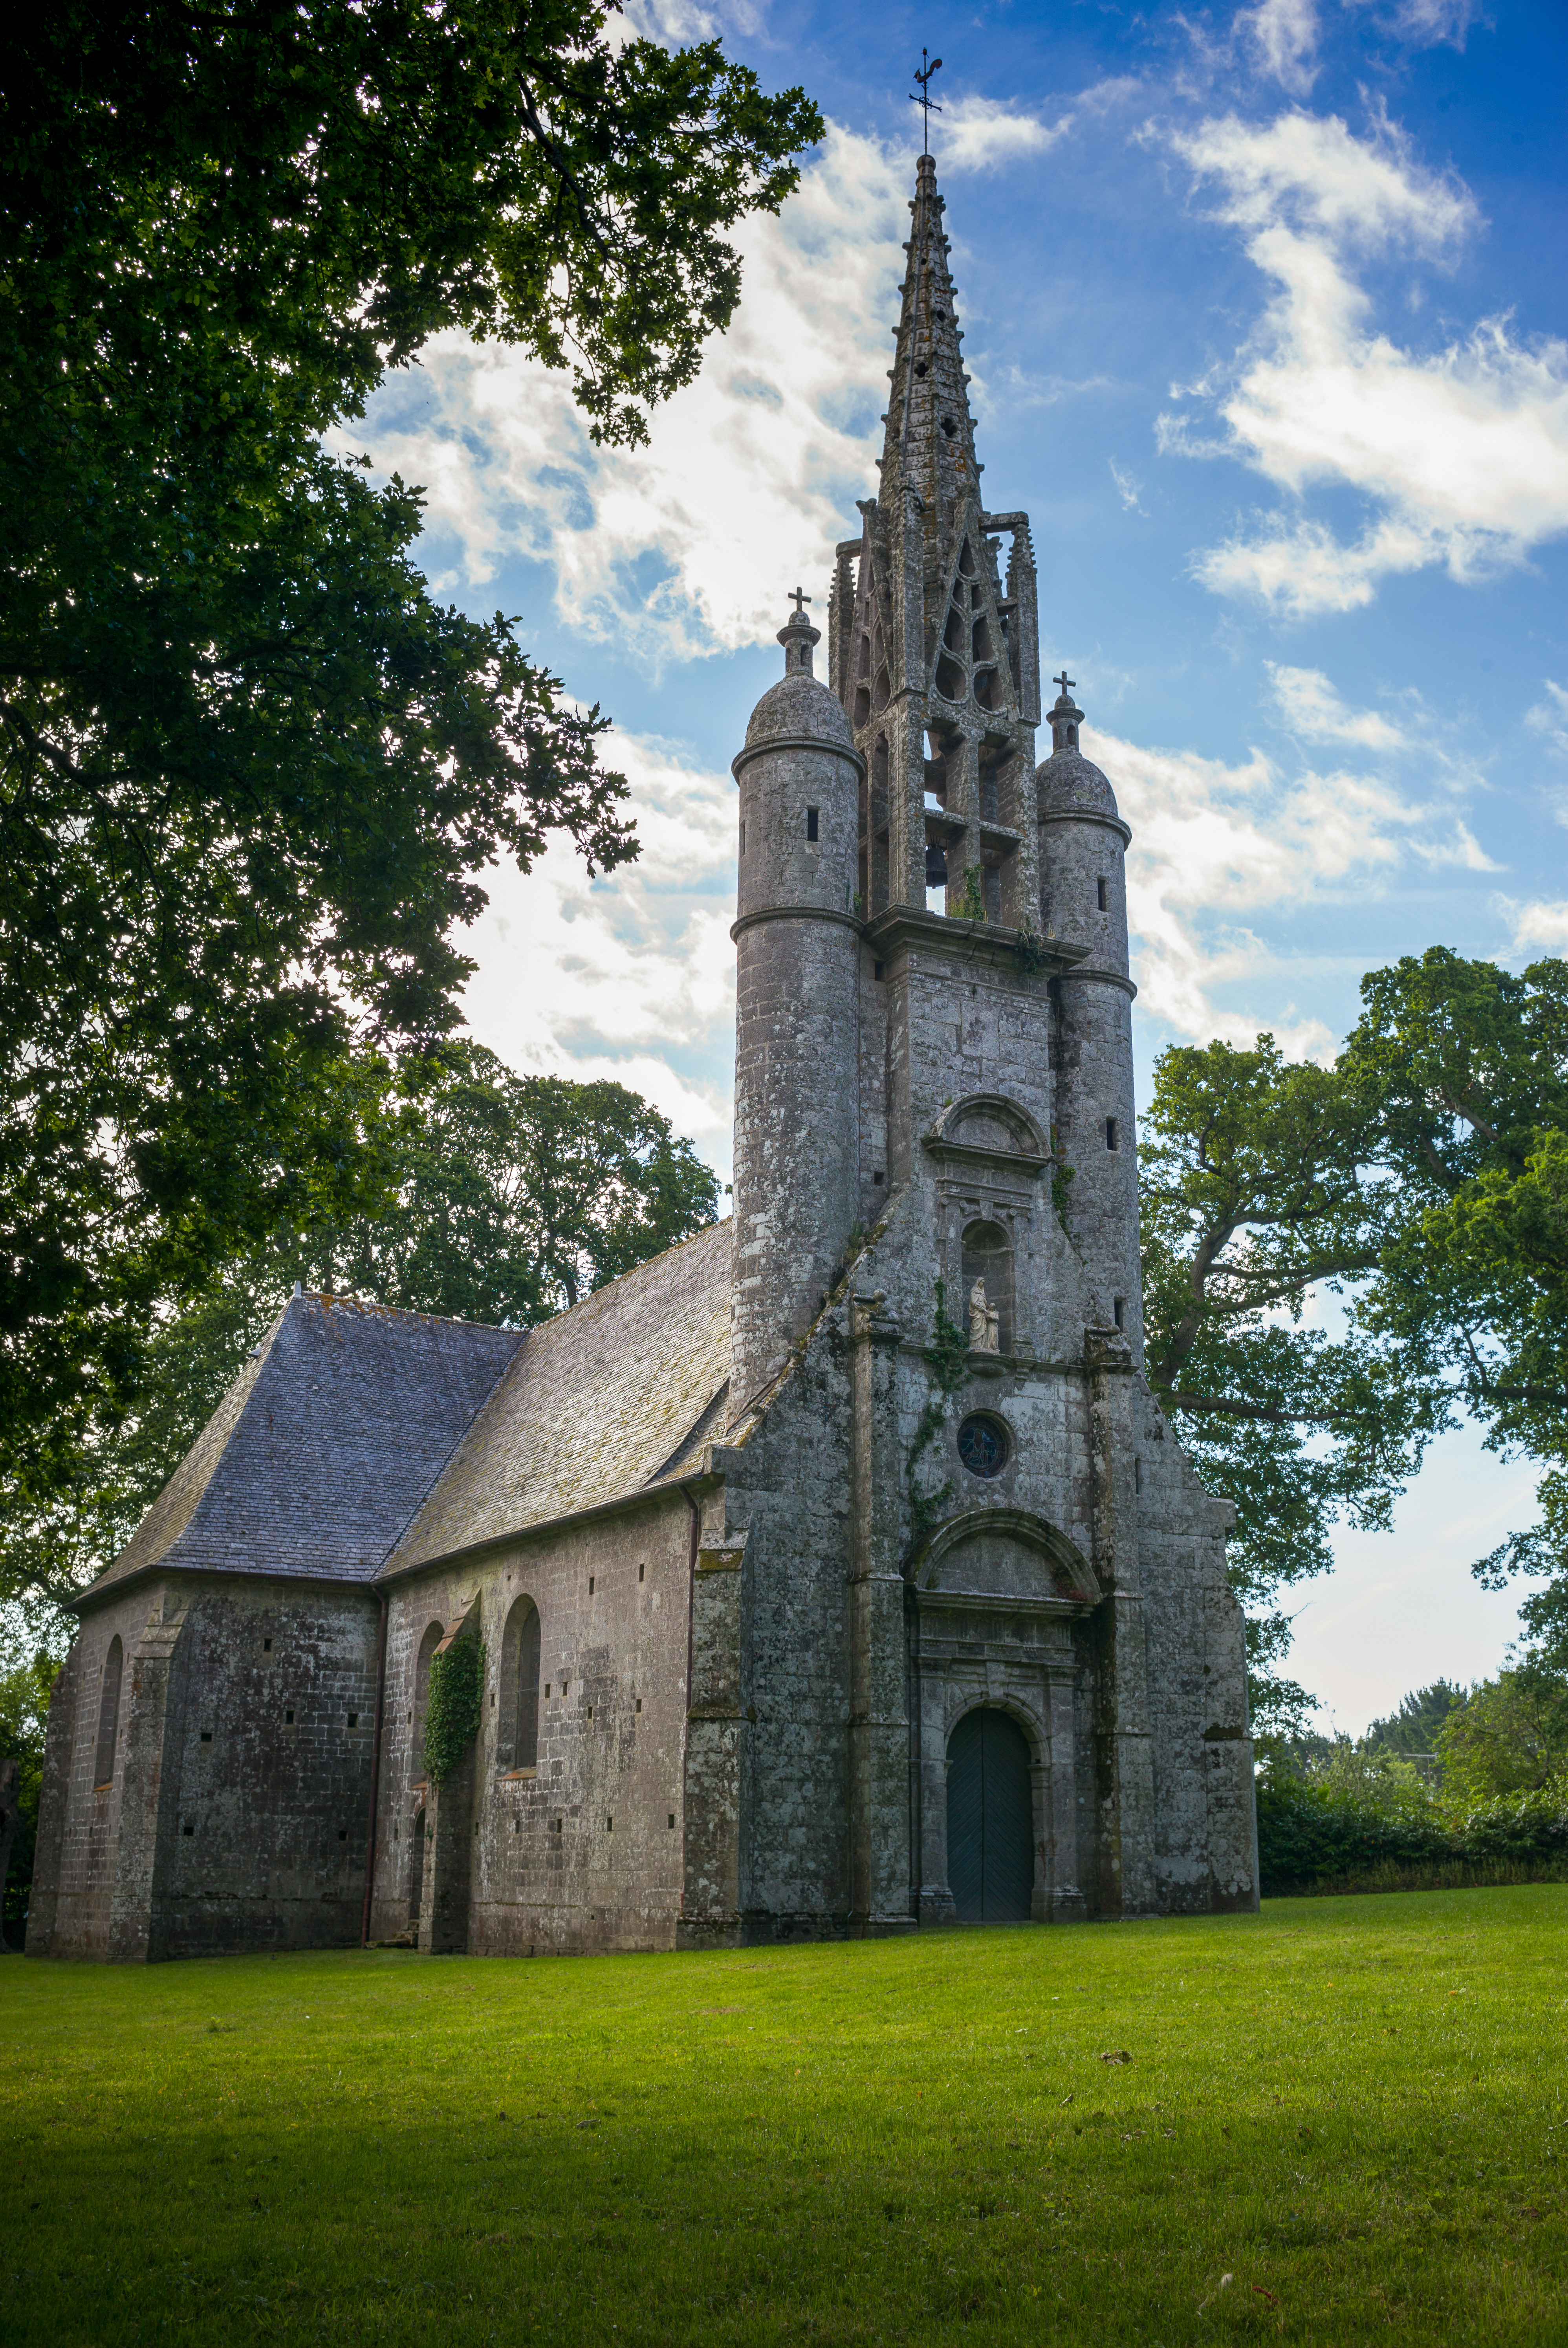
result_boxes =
[1,3,820,1501]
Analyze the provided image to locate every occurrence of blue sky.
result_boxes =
[354,0,1566,1732]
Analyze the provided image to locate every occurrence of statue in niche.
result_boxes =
[969,1276,1000,1354]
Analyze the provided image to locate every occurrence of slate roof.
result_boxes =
[383,1217,734,1576]
[87,1295,524,1597]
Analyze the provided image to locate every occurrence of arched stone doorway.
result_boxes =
[946,1708,1035,1922]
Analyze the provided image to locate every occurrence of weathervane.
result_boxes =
[910,48,943,157]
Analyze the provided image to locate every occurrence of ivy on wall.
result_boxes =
[423,1629,485,1785]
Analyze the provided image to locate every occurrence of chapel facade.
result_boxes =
[28,157,1257,1963]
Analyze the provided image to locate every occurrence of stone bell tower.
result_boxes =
[718,150,1257,1940]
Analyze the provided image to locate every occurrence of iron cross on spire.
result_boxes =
[910,49,943,157]
[789,587,811,616]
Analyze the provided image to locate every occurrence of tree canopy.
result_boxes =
[2,0,819,1540]
[1141,949,1568,1727]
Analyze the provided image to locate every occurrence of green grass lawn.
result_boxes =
[7,1888,1567,2344]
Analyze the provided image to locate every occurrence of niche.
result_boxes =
[961,1219,1015,1355]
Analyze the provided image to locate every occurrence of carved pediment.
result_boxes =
[924,1093,1049,1178]
[910,1506,1100,1616]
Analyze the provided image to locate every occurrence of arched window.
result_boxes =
[94,1636,123,1787]
[498,1595,542,1772]
[413,1621,443,1780]
[962,1220,1015,1356]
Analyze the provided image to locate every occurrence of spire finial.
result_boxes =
[1049,667,1085,754]
[777,591,822,678]
[910,49,943,158]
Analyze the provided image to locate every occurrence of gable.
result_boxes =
[86,1296,524,1598]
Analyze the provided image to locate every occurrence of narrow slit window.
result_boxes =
[739,820,746,857]
[1097,876,1108,911]
[502,1596,542,1771]
[93,1637,123,1787]
[637,1562,645,1583]
[806,806,819,842]
[1106,1117,1119,1151]
[588,1575,594,1595]
[1113,1297,1125,1330]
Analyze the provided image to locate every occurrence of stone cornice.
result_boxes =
[866,904,1088,977]
[1037,807,1132,847]
[731,733,866,782]
[730,904,865,944]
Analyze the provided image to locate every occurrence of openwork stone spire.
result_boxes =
[828,156,1040,928]
[881,154,980,517]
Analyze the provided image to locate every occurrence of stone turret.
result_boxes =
[1037,677,1141,1357]
[729,600,866,1415]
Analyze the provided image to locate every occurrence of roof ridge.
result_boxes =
[295,1290,528,1337]
[526,1214,732,1334]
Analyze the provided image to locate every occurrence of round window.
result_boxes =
[957,1413,1010,1479]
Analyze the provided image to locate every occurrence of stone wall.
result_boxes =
[30,1576,378,1960]
[370,1488,695,1956]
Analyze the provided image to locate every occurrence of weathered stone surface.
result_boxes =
[31,153,1257,1965]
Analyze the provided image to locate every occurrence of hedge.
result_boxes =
[1257,1778,1568,1897]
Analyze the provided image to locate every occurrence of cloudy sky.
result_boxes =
[355,0,1566,1733]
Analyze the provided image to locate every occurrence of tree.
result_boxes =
[1436,1668,1568,1805]
[2,1048,720,1645]
[1363,1681,1466,1761]
[2,0,819,1518]
[1138,1034,1440,1728]
[0,1651,59,1946]
[1139,951,1568,1726]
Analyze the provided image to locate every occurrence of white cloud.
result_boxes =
[1238,0,1320,95]
[1086,719,1497,1046]
[938,96,1072,173]
[1346,0,1484,47]
[1267,662,1409,748]
[1526,680,1568,762]
[459,730,739,1176]
[1498,896,1568,953]
[1108,457,1147,512]
[1161,112,1568,615]
[348,124,907,671]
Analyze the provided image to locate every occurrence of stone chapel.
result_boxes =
[28,156,1258,1963]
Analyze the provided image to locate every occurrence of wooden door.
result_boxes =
[946,1709,1034,1922]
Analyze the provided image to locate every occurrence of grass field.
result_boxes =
[8,1888,1567,2344]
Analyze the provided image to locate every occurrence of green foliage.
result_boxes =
[2,1047,718,1645]
[906,1279,971,1557]
[2,0,817,1548]
[0,1648,58,1940]
[1255,1772,1568,1897]
[11,1899,1568,2341]
[423,1631,486,1788]
[1363,1679,1467,1760]
[951,866,986,924]
[1436,1667,1568,1804]
[1140,950,1568,1717]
